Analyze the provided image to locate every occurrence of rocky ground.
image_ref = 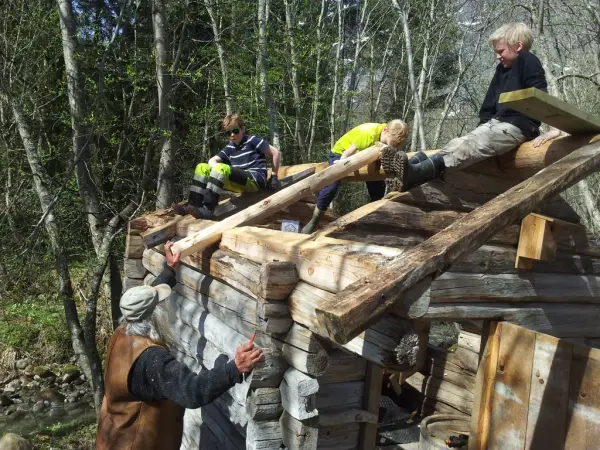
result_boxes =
[0,357,95,439]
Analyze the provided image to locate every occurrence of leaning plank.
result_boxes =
[499,87,600,134]
[564,345,600,448]
[359,363,384,450]
[524,334,571,450]
[314,140,600,344]
[125,234,145,258]
[171,143,387,257]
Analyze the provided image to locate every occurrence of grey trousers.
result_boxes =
[439,119,526,173]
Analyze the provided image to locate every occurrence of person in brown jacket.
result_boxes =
[96,242,263,450]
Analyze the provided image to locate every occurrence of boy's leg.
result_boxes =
[366,180,386,202]
[302,152,341,234]
[174,163,210,215]
[223,167,261,193]
[439,119,526,173]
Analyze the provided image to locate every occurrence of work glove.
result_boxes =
[269,174,279,191]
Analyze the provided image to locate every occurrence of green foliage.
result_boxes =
[27,417,97,450]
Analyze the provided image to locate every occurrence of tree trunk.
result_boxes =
[257,0,280,148]
[153,0,177,209]
[204,0,232,114]
[8,96,93,403]
[284,0,305,152]
[56,0,103,252]
[307,0,326,159]
[395,3,425,152]
[343,0,371,132]
[330,0,344,147]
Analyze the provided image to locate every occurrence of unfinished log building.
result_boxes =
[124,89,600,449]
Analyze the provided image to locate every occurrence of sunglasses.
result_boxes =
[224,128,241,136]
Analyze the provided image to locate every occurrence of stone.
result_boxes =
[32,388,65,407]
[22,365,34,377]
[31,400,46,414]
[32,366,55,378]
[18,376,32,385]
[0,394,14,407]
[15,358,30,370]
[3,386,16,394]
[0,433,31,450]
[61,370,80,384]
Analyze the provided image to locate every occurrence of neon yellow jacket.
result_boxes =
[331,123,386,155]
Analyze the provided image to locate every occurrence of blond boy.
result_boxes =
[302,120,408,234]
[395,23,558,191]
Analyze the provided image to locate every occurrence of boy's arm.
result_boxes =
[478,74,498,125]
[265,145,281,175]
[208,155,223,168]
[339,144,358,161]
[523,55,548,91]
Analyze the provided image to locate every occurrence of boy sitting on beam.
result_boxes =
[175,114,281,219]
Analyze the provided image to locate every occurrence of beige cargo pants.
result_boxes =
[439,119,526,173]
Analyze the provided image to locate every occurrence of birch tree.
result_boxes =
[153,0,177,209]
[204,0,233,114]
[284,0,305,152]
[258,0,280,148]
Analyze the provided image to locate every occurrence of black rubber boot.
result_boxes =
[301,208,324,234]
[189,189,219,220]
[408,151,428,164]
[402,153,445,191]
[173,203,189,216]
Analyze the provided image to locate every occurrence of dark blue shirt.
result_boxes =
[217,135,269,188]
[479,50,548,139]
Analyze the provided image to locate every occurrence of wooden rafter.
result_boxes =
[313,139,600,345]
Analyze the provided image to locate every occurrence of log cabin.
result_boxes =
[124,89,600,449]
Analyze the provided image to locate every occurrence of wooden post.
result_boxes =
[171,143,386,257]
[515,213,558,270]
[359,363,383,450]
[314,140,600,344]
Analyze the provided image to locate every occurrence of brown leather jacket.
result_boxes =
[96,326,185,450]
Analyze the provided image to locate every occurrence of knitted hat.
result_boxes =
[120,284,171,322]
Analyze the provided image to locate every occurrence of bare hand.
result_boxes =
[165,241,181,268]
[533,129,561,148]
[234,341,264,373]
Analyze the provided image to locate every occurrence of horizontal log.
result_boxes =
[424,302,600,338]
[421,397,470,418]
[280,412,361,450]
[325,201,600,259]
[405,371,473,415]
[221,227,403,292]
[125,234,145,258]
[318,409,378,426]
[144,249,292,334]
[246,420,283,450]
[317,350,366,384]
[314,140,600,344]
[185,402,246,449]
[288,281,427,370]
[122,277,143,291]
[430,272,600,303]
[123,258,146,279]
[246,388,283,421]
[210,249,298,301]
[426,346,479,374]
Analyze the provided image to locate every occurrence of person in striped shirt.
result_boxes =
[175,114,281,219]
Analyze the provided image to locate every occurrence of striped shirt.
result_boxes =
[217,135,270,188]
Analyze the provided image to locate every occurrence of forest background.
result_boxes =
[1,0,600,425]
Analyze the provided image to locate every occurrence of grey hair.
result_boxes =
[121,302,175,348]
